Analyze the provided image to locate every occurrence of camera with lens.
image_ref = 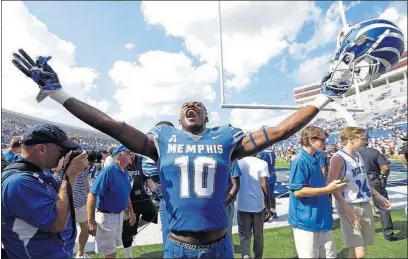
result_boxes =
[60,148,103,164]
[69,149,103,163]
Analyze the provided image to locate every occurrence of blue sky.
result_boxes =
[2,1,406,132]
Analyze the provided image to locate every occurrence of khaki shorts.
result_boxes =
[75,205,88,224]
[336,201,375,248]
[94,210,124,255]
[292,228,336,258]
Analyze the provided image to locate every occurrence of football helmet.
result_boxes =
[322,18,405,94]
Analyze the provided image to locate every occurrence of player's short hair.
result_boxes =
[156,121,174,127]
[9,136,22,149]
[300,126,328,147]
[340,126,365,146]
[68,136,80,144]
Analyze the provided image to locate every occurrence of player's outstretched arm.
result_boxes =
[11,49,158,161]
[232,95,331,160]
[63,98,158,160]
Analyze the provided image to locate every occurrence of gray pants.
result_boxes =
[237,210,265,259]
[226,203,235,235]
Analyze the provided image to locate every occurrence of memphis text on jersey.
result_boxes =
[167,135,224,154]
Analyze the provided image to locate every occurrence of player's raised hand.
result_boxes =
[12,49,62,103]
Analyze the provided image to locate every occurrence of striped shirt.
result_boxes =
[55,168,89,209]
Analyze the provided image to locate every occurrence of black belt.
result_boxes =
[168,233,225,250]
[97,209,120,214]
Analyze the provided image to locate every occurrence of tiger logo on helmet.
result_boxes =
[322,18,405,97]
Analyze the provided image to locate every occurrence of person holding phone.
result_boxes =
[288,126,347,259]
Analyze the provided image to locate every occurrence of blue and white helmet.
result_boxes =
[323,18,405,92]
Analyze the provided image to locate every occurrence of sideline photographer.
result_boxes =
[54,136,92,258]
[1,124,88,259]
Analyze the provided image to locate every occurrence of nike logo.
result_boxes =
[212,135,222,139]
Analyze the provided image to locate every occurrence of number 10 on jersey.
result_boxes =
[175,156,217,198]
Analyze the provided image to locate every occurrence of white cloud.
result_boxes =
[208,111,220,127]
[378,2,407,47]
[229,105,293,132]
[85,98,111,113]
[289,1,360,60]
[1,1,103,129]
[124,43,135,50]
[275,57,287,73]
[141,1,321,90]
[108,50,218,132]
[292,53,332,85]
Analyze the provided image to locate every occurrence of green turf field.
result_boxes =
[88,209,407,258]
[275,161,290,169]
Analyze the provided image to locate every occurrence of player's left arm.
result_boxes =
[232,96,331,160]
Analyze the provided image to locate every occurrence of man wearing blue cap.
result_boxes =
[1,124,88,259]
[87,144,136,258]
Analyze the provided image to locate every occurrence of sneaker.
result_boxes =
[271,212,278,219]
[243,255,251,259]
[385,236,398,241]
[76,253,90,258]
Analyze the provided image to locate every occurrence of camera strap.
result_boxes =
[2,161,76,243]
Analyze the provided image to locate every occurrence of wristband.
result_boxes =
[49,89,72,105]
[310,94,331,111]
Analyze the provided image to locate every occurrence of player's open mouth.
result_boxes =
[186,109,198,119]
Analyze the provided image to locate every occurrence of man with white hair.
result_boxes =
[87,144,136,258]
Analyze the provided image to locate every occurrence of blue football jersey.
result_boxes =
[148,124,245,232]
[257,148,276,173]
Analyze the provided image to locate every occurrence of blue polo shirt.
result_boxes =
[1,157,75,258]
[227,161,242,195]
[315,151,326,167]
[288,148,333,232]
[90,163,131,213]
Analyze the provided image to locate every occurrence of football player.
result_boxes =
[12,49,348,258]
[256,138,278,220]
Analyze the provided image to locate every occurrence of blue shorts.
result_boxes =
[164,232,234,258]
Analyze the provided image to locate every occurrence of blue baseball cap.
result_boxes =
[112,144,131,156]
[21,124,80,150]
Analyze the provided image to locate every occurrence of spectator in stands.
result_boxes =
[1,124,87,258]
[235,155,271,259]
[87,144,135,258]
[102,145,115,168]
[288,126,347,259]
[2,136,22,164]
[100,150,109,166]
[360,145,397,241]
[54,136,91,258]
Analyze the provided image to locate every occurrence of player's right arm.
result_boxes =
[232,95,332,160]
[63,99,158,160]
[11,49,158,161]
[328,156,361,230]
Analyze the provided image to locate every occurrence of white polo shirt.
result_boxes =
[236,156,269,213]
